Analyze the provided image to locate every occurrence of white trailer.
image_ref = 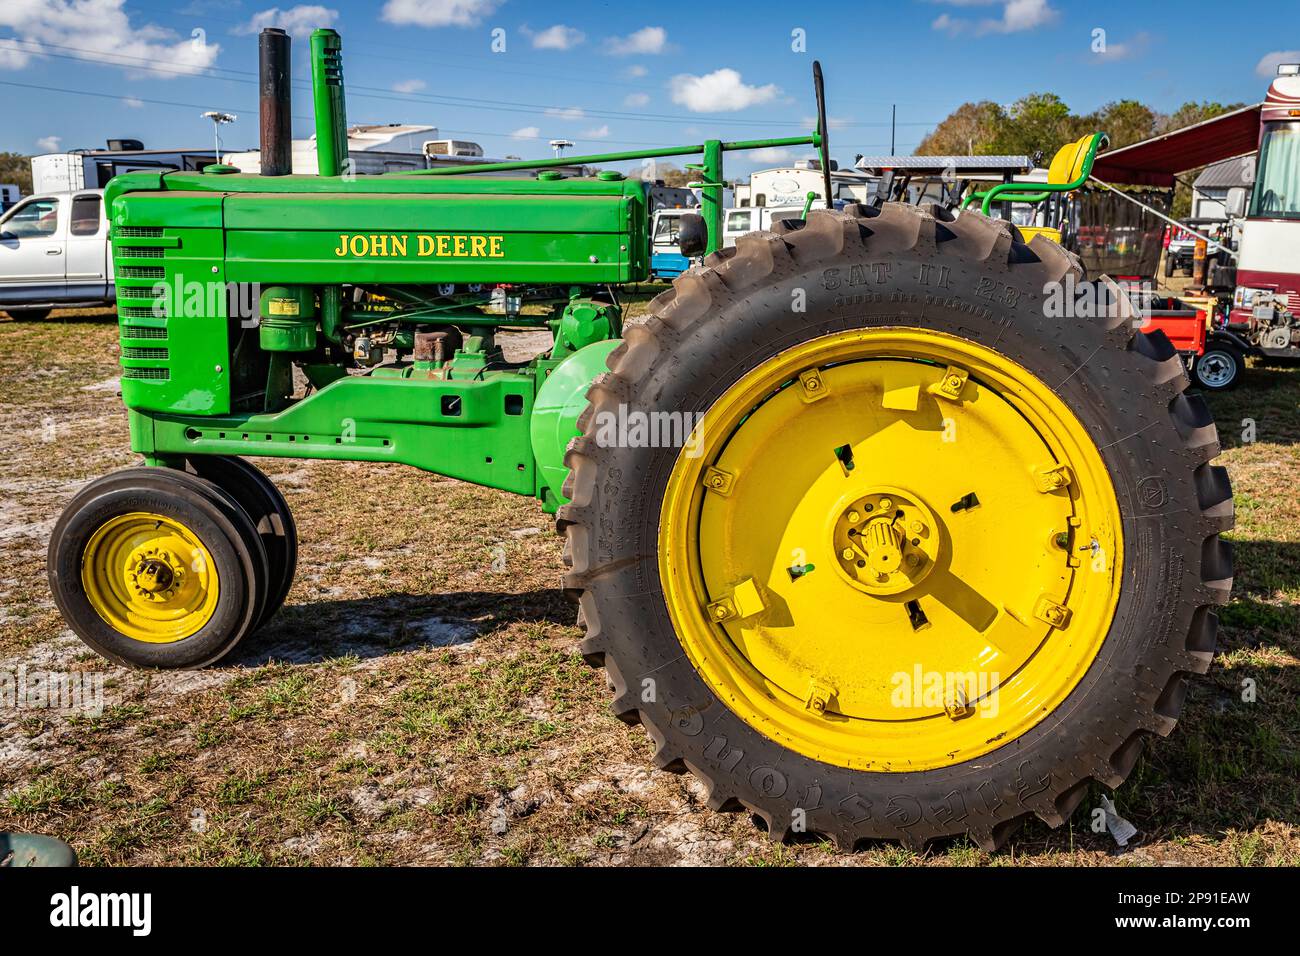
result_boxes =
[30,147,218,194]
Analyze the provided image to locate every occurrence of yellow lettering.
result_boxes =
[470,235,487,257]
[333,234,348,256]
[349,235,368,257]
[436,235,451,257]
[489,235,503,258]
[372,234,388,256]
[391,234,407,256]
[453,235,467,257]
[417,235,434,256]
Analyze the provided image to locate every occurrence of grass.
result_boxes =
[0,302,1296,866]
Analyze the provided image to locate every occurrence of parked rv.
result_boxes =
[31,143,217,193]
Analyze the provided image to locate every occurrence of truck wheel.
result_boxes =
[1164,254,1174,278]
[4,308,52,321]
[560,205,1233,851]
[48,468,269,668]
[1192,346,1243,391]
[186,456,297,628]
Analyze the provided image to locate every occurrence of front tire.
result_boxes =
[49,468,269,668]
[4,308,52,321]
[560,205,1233,850]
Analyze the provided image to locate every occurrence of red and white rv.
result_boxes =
[1224,63,1300,364]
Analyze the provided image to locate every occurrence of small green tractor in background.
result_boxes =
[48,28,1233,851]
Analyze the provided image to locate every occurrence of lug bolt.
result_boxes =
[841,548,855,561]
[910,520,925,534]
[905,553,920,567]
[879,497,893,511]
[847,510,860,523]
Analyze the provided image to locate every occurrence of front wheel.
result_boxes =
[560,205,1233,850]
[4,308,52,321]
[1192,345,1244,391]
[49,468,269,668]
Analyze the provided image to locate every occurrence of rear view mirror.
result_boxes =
[1225,186,1248,218]
[677,214,707,257]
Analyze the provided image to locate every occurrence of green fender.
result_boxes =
[530,339,621,511]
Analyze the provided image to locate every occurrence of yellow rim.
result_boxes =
[81,511,219,643]
[658,328,1123,771]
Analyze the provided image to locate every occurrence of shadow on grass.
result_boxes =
[228,587,575,666]
[1202,361,1300,448]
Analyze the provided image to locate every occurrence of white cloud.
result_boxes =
[36,135,62,152]
[235,6,339,39]
[0,0,220,77]
[930,0,1058,36]
[381,0,501,28]
[669,69,780,113]
[625,64,648,78]
[544,106,585,120]
[393,78,426,93]
[0,37,33,69]
[801,115,851,129]
[529,24,585,50]
[511,126,540,140]
[624,92,650,107]
[606,26,668,56]
[1092,32,1150,62]
[1257,50,1300,77]
[583,125,610,139]
[751,146,796,164]
[122,96,145,108]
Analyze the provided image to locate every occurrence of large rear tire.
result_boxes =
[559,205,1233,851]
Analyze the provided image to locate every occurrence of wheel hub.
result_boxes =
[130,549,183,600]
[833,487,939,595]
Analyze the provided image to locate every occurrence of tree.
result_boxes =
[1088,100,1158,149]
[0,152,32,195]
[916,101,1004,156]
[990,93,1074,160]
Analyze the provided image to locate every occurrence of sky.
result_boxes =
[0,0,1295,177]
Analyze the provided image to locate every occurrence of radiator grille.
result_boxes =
[121,346,169,360]
[122,367,170,381]
[116,226,163,238]
[118,286,158,299]
[117,246,164,258]
[118,305,166,318]
[118,266,164,279]
[121,325,168,340]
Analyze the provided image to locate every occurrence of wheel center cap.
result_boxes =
[832,486,941,596]
[129,548,183,599]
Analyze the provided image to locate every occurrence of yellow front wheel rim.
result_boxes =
[81,512,219,643]
[658,328,1123,771]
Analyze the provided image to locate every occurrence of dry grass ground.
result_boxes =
[1,298,1296,867]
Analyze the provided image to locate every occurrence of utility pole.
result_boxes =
[891,104,896,155]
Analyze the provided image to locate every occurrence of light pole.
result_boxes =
[201,111,238,163]
[549,139,574,159]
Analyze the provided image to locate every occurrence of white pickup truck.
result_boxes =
[0,189,112,320]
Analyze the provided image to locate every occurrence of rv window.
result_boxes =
[727,211,752,232]
[70,195,102,236]
[2,197,59,238]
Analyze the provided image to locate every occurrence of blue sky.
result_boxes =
[1,0,1294,175]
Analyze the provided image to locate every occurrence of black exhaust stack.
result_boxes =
[259,27,292,176]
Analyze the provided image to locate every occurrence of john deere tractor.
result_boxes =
[48,28,1233,851]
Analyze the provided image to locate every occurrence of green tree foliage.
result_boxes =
[0,153,33,195]
[916,101,1004,156]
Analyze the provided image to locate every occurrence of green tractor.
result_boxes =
[48,28,1233,851]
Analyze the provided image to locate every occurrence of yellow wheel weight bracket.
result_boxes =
[658,328,1123,771]
[81,512,220,643]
